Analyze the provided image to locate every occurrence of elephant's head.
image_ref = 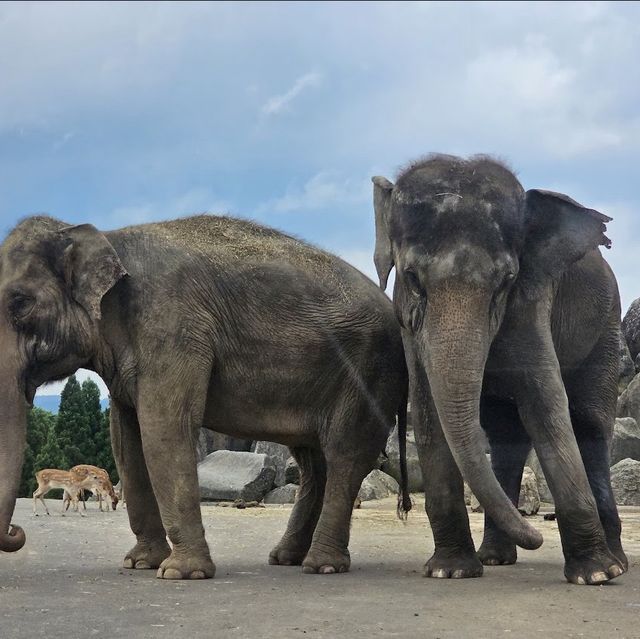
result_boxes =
[0,217,126,551]
[373,154,611,550]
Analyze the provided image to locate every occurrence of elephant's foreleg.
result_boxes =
[269,447,326,566]
[515,362,624,585]
[477,398,531,566]
[407,335,482,579]
[110,399,170,571]
[136,377,215,580]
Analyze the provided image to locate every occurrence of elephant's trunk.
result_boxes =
[418,283,542,550]
[0,353,28,552]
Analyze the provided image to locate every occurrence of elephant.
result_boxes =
[0,214,410,578]
[372,154,627,585]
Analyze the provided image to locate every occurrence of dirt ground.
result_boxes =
[1,497,639,639]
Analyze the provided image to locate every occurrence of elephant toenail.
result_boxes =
[588,571,608,584]
[302,565,316,574]
[319,565,336,574]
[451,570,465,578]
[123,558,134,569]
[161,568,184,579]
[575,576,586,585]
[432,569,448,579]
[135,561,150,570]
[608,564,623,578]
[190,570,206,579]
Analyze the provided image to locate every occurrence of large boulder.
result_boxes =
[263,484,298,504]
[610,417,640,466]
[518,466,540,516]
[253,441,289,487]
[381,425,423,493]
[526,450,553,503]
[196,430,253,463]
[198,451,276,502]
[619,334,636,393]
[357,470,399,502]
[617,373,640,425]
[622,299,640,363]
[285,457,300,485]
[610,458,640,506]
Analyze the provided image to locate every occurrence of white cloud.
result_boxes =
[37,369,109,399]
[256,172,368,214]
[261,72,323,116]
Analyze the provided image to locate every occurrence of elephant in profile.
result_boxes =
[373,154,626,584]
[0,214,410,578]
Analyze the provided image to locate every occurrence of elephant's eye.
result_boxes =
[404,269,423,295]
[9,292,36,325]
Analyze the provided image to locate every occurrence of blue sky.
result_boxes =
[1,1,639,397]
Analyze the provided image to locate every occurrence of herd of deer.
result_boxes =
[33,465,121,516]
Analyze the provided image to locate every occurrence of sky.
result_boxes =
[1,1,639,398]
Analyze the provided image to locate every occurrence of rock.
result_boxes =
[610,458,640,506]
[622,299,640,363]
[263,484,298,504]
[617,373,640,425]
[197,429,253,462]
[253,441,290,487]
[357,470,399,502]
[463,483,483,512]
[381,425,423,493]
[526,450,553,504]
[517,466,540,516]
[610,417,640,466]
[197,451,276,502]
[619,334,636,393]
[285,456,300,485]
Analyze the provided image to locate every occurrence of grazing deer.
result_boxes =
[33,469,97,516]
[64,465,119,512]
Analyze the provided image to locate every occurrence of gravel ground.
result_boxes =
[1,497,639,639]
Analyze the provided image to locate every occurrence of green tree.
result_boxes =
[19,408,56,497]
[55,375,94,467]
[95,406,118,484]
[32,414,67,500]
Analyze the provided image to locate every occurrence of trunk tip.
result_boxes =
[518,526,543,550]
[1,524,26,553]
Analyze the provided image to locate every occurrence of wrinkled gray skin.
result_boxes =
[373,154,627,585]
[0,215,408,579]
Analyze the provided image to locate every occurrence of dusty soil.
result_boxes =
[1,497,639,639]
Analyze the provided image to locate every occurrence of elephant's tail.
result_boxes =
[396,385,412,520]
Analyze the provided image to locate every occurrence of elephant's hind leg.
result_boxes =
[269,447,326,566]
[477,398,531,567]
[111,400,171,571]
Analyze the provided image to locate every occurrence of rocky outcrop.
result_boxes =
[196,430,253,463]
[518,466,540,516]
[285,457,300,485]
[357,470,399,502]
[617,374,640,425]
[610,458,640,506]
[198,451,276,502]
[610,417,640,466]
[619,335,636,393]
[253,441,290,487]
[526,450,553,504]
[263,484,298,504]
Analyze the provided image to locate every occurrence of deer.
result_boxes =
[33,469,99,516]
[64,465,119,512]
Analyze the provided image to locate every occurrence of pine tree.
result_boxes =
[95,406,118,484]
[55,375,93,467]
[82,379,103,454]
[19,408,56,497]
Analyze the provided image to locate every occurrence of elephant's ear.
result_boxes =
[372,176,395,291]
[58,224,128,321]
[520,189,612,291]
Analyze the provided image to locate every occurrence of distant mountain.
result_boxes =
[34,395,110,414]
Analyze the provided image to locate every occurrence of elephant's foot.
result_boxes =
[156,549,216,580]
[424,548,483,579]
[477,539,517,566]
[268,540,309,566]
[123,538,171,570]
[564,546,625,585]
[302,544,350,574]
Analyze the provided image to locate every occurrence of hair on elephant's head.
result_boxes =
[0,216,126,552]
[373,154,612,550]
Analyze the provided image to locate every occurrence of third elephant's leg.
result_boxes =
[269,447,326,566]
[477,398,531,566]
[407,336,482,579]
[110,399,170,570]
